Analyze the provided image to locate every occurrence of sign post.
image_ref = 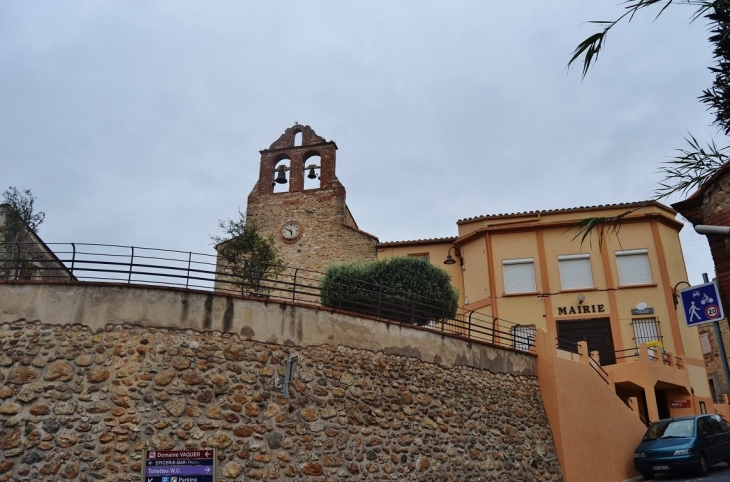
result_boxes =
[142,449,217,482]
[679,277,730,400]
[678,282,725,327]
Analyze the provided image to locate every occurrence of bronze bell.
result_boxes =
[307,167,317,179]
[275,166,288,184]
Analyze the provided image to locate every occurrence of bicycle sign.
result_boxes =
[679,282,725,327]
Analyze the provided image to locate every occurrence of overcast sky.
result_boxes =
[0,1,722,285]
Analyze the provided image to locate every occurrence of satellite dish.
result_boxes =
[636,302,648,310]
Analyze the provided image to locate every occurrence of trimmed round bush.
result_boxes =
[319,257,459,325]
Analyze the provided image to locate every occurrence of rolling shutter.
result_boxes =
[615,249,652,286]
[503,258,536,294]
[558,254,593,290]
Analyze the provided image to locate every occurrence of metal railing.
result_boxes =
[0,242,536,353]
[555,338,580,354]
[555,338,621,366]
[607,346,683,368]
[613,347,640,362]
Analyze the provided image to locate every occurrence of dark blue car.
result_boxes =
[634,414,730,479]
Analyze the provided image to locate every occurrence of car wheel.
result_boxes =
[640,471,653,481]
[698,454,709,477]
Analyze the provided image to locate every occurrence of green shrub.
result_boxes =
[319,257,459,325]
[212,211,283,295]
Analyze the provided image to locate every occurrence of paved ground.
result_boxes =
[642,463,730,481]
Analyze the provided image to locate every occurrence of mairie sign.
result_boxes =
[679,282,725,327]
[142,449,216,482]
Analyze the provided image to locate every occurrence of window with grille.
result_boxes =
[632,317,662,357]
[558,254,593,290]
[700,332,712,355]
[615,249,652,286]
[512,325,536,351]
[503,258,536,294]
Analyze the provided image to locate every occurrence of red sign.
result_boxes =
[669,399,691,408]
[147,450,213,459]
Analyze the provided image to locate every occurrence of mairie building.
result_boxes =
[377,201,715,422]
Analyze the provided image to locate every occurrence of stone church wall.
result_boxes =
[0,320,563,482]
[246,185,377,274]
[231,124,378,276]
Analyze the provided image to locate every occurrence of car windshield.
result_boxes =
[644,420,694,440]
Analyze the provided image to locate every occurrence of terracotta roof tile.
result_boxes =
[376,236,457,247]
[457,200,673,224]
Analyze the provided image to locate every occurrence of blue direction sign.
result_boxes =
[679,282,725,327]
[142,449,216,482]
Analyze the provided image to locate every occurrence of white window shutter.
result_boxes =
[616,249,652,285]
[558,254,593,290]
[503,258,536,294]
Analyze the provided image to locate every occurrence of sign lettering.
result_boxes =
[557,304,605,316]
[142,448,216,482]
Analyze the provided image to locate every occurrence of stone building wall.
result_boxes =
[246,185,378,274]
[0,207,72,282]
[0,320,563,482]
[699,323,730,396]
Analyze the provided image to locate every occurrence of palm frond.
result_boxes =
[570,1,716,76]
[567,210,636,250]
[569,31,610,77]
[655,134,729,199]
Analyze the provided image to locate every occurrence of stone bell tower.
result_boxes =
[245,124,378,273]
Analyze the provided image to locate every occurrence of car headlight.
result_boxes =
[634,453,646,458]
[673,449,691,455]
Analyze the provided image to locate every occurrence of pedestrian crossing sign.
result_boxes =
[679,282,725,327]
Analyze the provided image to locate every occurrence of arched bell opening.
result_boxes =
[293,130,303,147]
[272,158,291,193]
[303,154,321,190]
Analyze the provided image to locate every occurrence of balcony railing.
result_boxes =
[0,242,536,353]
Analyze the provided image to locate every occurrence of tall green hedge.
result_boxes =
[319,257,459,325]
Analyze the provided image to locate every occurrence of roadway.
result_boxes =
[643,463,730,481]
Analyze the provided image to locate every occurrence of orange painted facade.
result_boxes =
[378,202,722,423]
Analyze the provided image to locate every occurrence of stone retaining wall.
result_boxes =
[0,321,563,481]
[0,282,537,376]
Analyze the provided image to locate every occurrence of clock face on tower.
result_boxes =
[281,221,302,243]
